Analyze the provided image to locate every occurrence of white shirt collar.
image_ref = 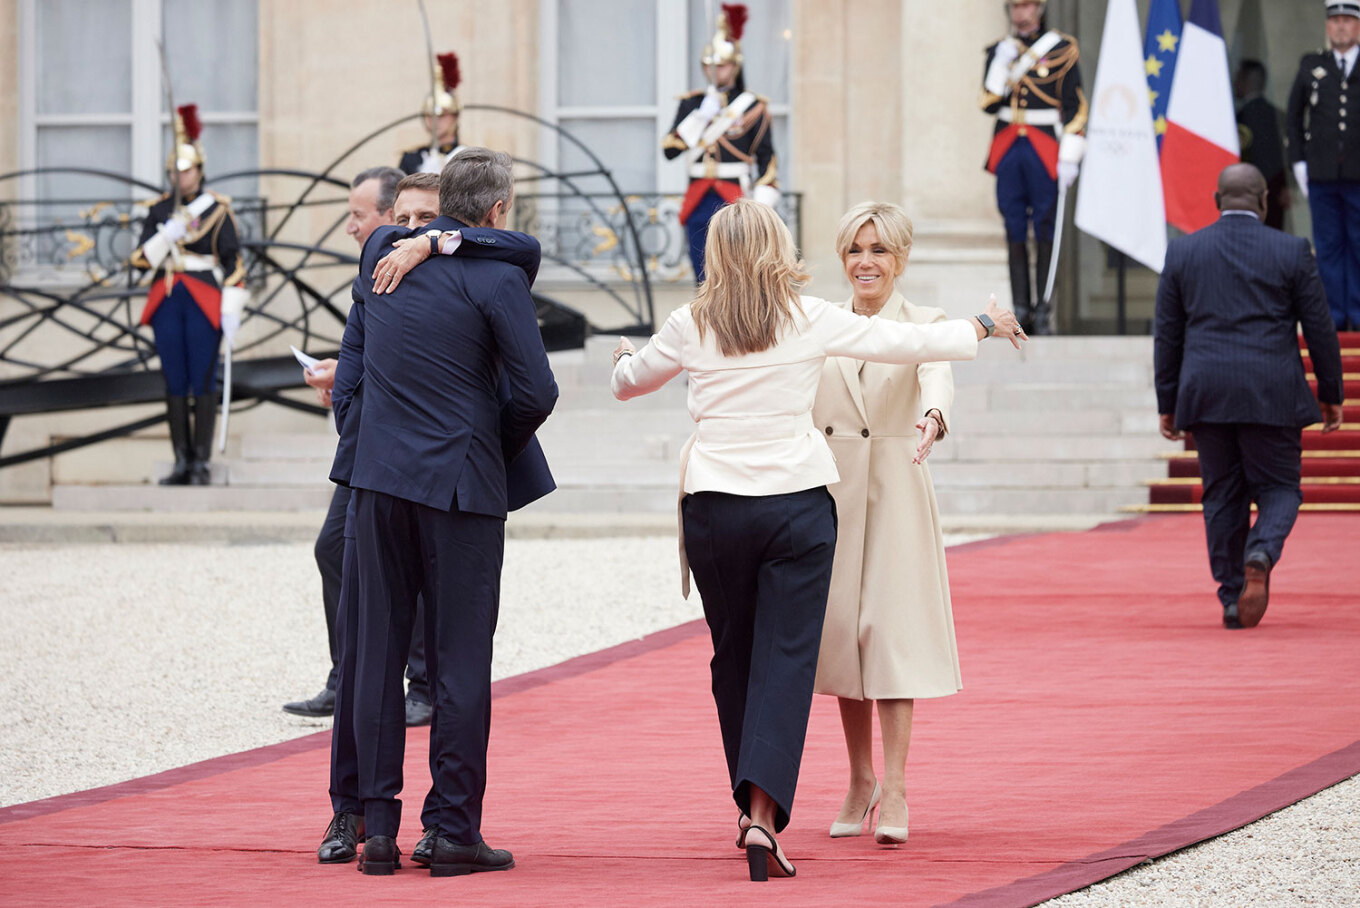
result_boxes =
[1337,45,1359,73]
[1220,210,1260,219]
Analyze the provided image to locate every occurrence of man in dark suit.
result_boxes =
[339,148,557,876]
[1235,60,1290,230]
[314,178,550,867]
[285,165,437,727]
[1155,164,1344,630]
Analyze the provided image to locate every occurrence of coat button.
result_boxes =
[1344,94,1349,103]
[825,426,833,435]
[860,428,870,438]
[1343,122,1349,131]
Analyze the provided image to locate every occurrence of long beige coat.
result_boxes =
[811,293,962,701]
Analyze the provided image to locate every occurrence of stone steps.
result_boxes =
[45,335,1171,518]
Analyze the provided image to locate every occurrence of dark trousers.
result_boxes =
[681,487,837,833]
[351,488,505,843]
[329,535,361,816]
[316,484,428,701]
[1308,180,1360,330]
[327,526,444,827]
[149,283,220,396]
[1192,422,1303,610]
[995,138,1058,244]
[685,188,728,284]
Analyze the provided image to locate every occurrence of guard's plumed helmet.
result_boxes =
[1327,1,1360,19]
[169,104,205,172]
[423,51,462,117]
[702,4,747,69]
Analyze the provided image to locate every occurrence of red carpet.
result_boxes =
[3,515,1359,906]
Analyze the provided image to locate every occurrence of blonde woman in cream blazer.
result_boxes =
[813,201,970,847]
[610,200,1024,882]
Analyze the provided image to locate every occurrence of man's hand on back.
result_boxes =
[373,237,433,295]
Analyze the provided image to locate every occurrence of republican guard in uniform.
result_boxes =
[663,3,779,283]
[131,104,247,485]
[981,0,1086,334]
[399,52,464,175]
[1288,1,1360,330]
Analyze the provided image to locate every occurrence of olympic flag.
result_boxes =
[1074,0,1167,272]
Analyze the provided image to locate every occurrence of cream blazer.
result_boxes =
[811,294,962,700]
[612,295,978,595]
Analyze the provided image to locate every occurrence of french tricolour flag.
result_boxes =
[1160,0,1239,232]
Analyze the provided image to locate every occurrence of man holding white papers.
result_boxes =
[284,170,435,725]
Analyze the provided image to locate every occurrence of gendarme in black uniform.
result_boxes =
[1287,1,1360,329]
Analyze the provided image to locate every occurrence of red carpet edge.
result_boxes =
[945,739,1360,907]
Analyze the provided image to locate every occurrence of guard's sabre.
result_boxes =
[153,38,180,294]
[154,39,179,213]
[218,345,232,453]
[705,0,716,88]
[417,0,440,155]
[1042,181,1067,307]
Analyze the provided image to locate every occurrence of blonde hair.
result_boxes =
[693,199,810,356]
[834,201,914,276]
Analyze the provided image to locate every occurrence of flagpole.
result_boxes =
[1116,250,1127,335]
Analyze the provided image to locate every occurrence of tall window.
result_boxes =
[20,0,259,217]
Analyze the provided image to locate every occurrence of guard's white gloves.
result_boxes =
[220,312,241,347]
[698,87,723,120]
[219,286,249,349]
[752,184,781,208]
[1294,161,1309,200]
[1058,161,1080,191]
[159,217,188,242]
[994,39,1021,66]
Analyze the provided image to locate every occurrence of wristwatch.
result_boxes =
[426,229,443,255]
[975,312,996,337]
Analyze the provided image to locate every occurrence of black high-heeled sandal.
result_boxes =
[739,824,795,881]
[735,812,751,848]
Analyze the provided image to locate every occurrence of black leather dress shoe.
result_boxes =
[427,837,515,877]
[317,811,364,863]
[358,835,401,875]
[283,687,336,717]
[411,825,437,866]
[1222,602,1243,629]
[1239,552,1273,628]
[405,696,433,727]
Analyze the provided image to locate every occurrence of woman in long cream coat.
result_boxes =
[813,201,981,846]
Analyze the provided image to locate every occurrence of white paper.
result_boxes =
[290,345,321,374]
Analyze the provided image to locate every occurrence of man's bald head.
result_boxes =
[1214,163,1268,218]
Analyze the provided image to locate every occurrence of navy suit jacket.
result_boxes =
[1155,213,1344,430]
[330,217,557,516]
